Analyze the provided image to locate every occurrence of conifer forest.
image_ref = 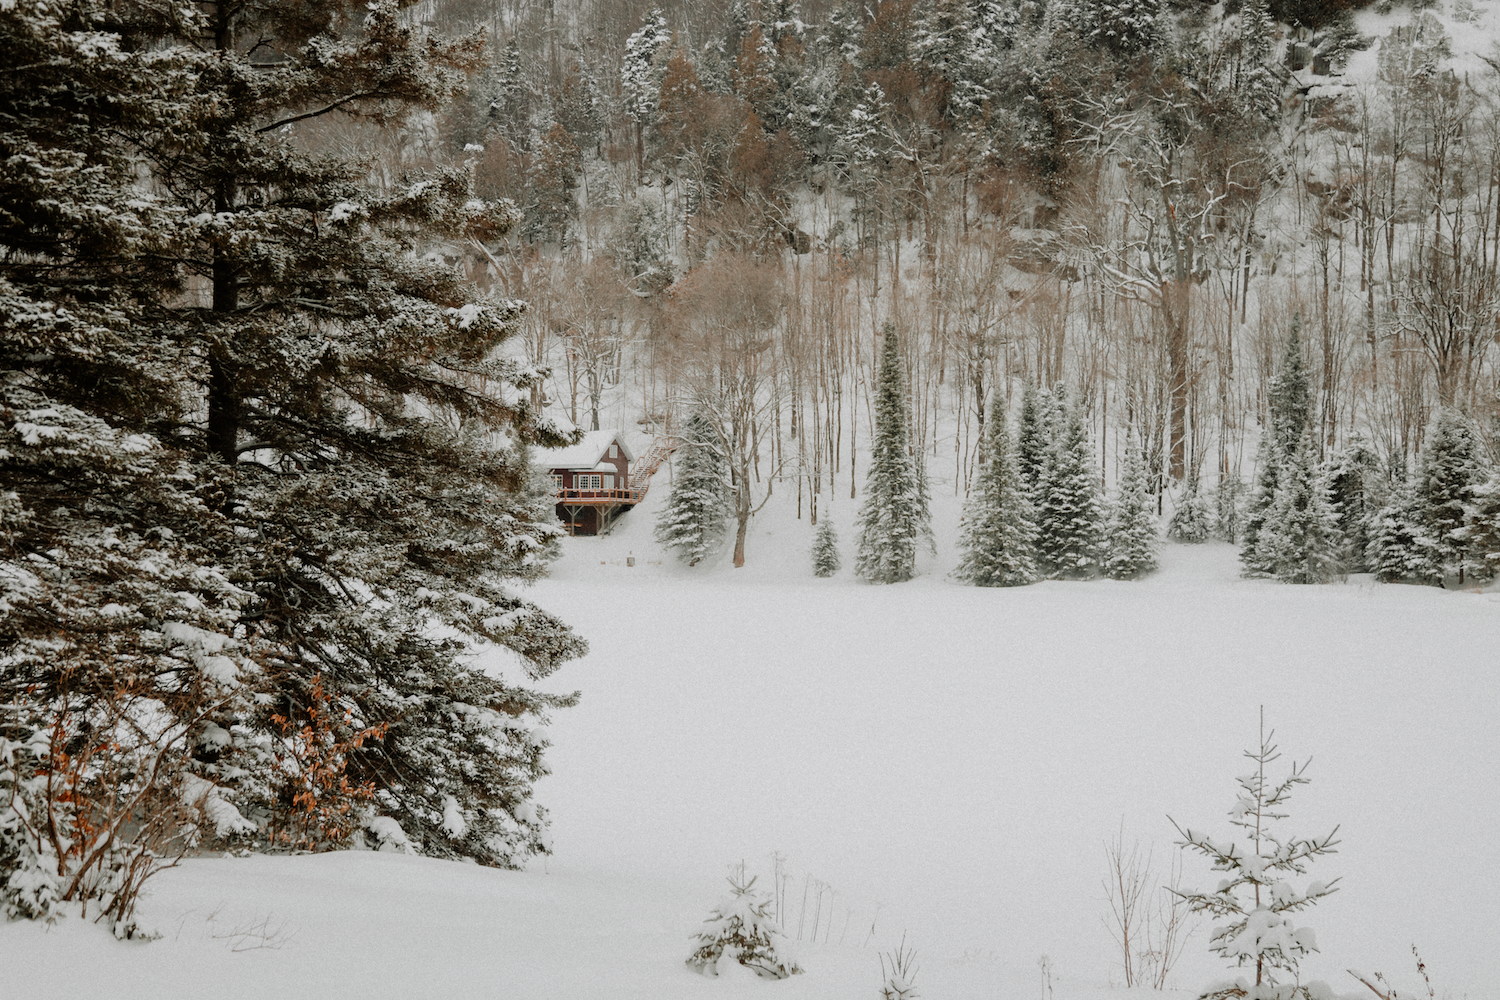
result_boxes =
[3,0,1499,997]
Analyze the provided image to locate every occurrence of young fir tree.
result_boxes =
[1105,436,1160,579]
[811,516,842,577]
[855,324,933,584]
[1035,401,1106,579]
[1324,436,1386,573]
[1242,317,1310,576]
[955,393,1039,587]
[1,0,588,909]
[1260,433,1342,584]
[1168,470,1214,543]
[1016,382,1051,506]
[1171,714,1341,1000]
[1414,409,1485,583]
[1461,472,1500,581]
[1214,473,1246,544]
[656,411,731,566]
[686,871,803,980]
[1366,485,1444,586]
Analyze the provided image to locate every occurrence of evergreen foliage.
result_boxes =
[1016,382,1050,505]
[1105,437,1160,579]
[623,8,672,127]
[1035,401,1105,579]
[1242,318,1311,578]
[686,872,803,980]
[656,412,732,566]
[1414,409,1485,581]
[1167,471,1213,543]
[1214,473,1246,544]
[1461,472,1500,581]
[0,0,588,922]
[1324,437,1385,573]
[955,393,1038,587]
[1260,435,1342,584]
[1366,485,1444,586]
[811,516,842,577]
[855,324,932,584]
[1172,715,1341,1000]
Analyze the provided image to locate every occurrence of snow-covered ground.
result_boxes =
[6,472,1496,1000]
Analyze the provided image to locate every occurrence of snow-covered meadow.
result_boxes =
[6,477,1496,1000]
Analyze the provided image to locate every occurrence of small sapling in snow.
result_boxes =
[686,866,803,980]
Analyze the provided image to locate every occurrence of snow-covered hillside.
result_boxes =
[7,473,1495,1000]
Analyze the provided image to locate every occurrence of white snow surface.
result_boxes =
[4,473,1497,999]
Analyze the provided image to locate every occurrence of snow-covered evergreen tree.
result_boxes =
[955,394,1038,587]
[623,9,672,128]
[1324,436,1386,573]
[1243,318,1311,576]
[1260,435,1342,585]
[1237,0,1282,121]
[656,412,732,565]
[1106,437,1160,579]
[1215,473,1246,544]
[1035,402,1105,579]
[1016,382,1050,505]
[1415,409,1485,582]
[1168,471,1214,543]
[0,0,588,912]
[855,324,933,584]
[686,872,803,980]
[1367,486,1443,586]
[1462,472,1500,581]
[1171,715,1340,1000]
[811,516,842,577]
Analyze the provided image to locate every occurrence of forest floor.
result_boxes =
[4,474,1495,999]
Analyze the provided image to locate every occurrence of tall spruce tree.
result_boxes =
[955,393,1038,587]
[1462,472,1500,581]
[1,0,588,916]
[1415,409,1485,583]
[1261,433,1342,584]
[855,324,932,584]
[1242,317,1310,576]
[1035,401,1105,579]
[1367,486,1443,586]
[1324,436,1385,572]
[1105,436,1160,579]
[656,411,732,566]
[1016,382,1050,504]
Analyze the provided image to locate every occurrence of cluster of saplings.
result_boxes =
[1173,319,1500,587]
[659,325,1160,585]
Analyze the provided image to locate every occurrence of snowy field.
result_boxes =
[5,477,1497,1000]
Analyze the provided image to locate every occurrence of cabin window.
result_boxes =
[602,474,614,490]
[550,474,563,491]
[577,474,602,490]
[608,443,618,459]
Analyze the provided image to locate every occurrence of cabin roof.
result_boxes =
[538,429,633,469]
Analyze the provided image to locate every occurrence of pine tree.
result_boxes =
[1237,0,1281,121]
[1168,471,1214,543]
[1415,409,1485,582]
[855,324,933,584]
[1260,434,1342,584]
[623,8,672,129]
[1242,317,1310,576]
[656,412,732,566]
[811,516,842,577]
[1461,472,1500,581]
[1171,714,1340,1000]
[0,0,588,911]
[1366,484,1444,586]
[1324,436,1385,573]
[686,871,803,980]
[1105,436,1160,579]
[1035,402,1105,579]
[1214,473,1246,544]
[955,394,1038,587]
[1016,382,1050,505]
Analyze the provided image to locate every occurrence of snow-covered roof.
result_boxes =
[537,429,633,469]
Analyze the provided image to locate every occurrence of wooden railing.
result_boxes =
[555,487,646,504]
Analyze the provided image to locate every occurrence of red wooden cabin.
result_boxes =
[539,430,640,535]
